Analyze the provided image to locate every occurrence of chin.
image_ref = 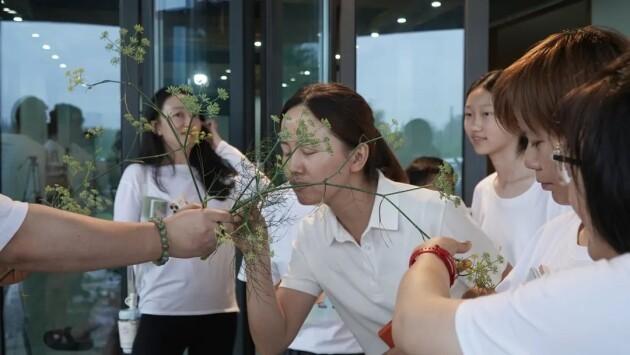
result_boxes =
[550,189,570,205]
[293,188,322,206]
[471,145,490,156]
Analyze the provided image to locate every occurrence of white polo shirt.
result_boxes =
[0,194,28,251]
[280,172,501,355]
[456,253,630,355]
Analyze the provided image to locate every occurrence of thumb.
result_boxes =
[455,240,472,254]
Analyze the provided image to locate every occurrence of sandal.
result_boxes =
[43,327,94,351]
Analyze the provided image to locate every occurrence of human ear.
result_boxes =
[349,143,369,173]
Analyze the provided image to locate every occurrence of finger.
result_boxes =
[202,208,233,223]
[455,240,472,254]
[178,203,202,212]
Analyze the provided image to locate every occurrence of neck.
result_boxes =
[168,143,190,164]
[327,175,377,244]
[489,146,532,189]
[577,224,588,246]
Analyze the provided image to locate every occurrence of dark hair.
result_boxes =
[560,52,630,254]
[493,26,629,136]
[139,87,235,200]
[406,156,445,187]
[466,69,502,98]
[467,70,528,153]
[281,83,408,183]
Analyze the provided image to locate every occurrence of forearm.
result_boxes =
[245,252,293,355]
[0,203,160,271]
[393,254,463,355]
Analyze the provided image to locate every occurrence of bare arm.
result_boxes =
[393,237,468,355]
[244,247,316,355]
[0,203,230,272]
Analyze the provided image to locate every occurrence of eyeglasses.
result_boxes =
[552,145,581,185]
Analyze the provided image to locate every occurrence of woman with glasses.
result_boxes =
[488,26,629,291]
[391,49,630,355]
[114,88,239,355]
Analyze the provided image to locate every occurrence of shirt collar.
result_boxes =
[324,170,401,245]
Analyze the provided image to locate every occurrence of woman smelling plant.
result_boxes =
[237,83,500,355]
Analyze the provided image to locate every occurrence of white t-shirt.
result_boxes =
[280,172,501,355]
[114,163,238,316]
[219,141,363,354]
[497,210,592,292]
[456,253,630,355]
[0,194,28,251]
[238,190,363,354]
[471,172,569,265]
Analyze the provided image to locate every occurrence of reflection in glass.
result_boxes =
[280,0,326,102]
[356,1,465,194]
[154,0,232,140]
[1,4,122,353]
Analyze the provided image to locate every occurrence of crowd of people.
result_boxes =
[1,25,630,355]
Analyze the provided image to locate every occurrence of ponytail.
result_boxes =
[283,83,408,184]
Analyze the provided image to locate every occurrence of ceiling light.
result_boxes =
[220,75,228,80]
[397,17,407,24]
[13,16,22,22]
[193,73,209,86]
[370,32,380,38]
[42,44,51,50]
[51,54,60,60]
[254,41,262,47]
[431,1,442,8]
[281,83,288,88]
[59,63,67,69]
[334,54,341,60]
[31,33,40,38]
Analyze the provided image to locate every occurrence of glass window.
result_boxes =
[154,0,231,139]
[356,0,465,193]
[592,0,630,35]
[1,1,122,354]
[280,0,327,102]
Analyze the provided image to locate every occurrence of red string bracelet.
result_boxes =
[408,245,457,287]
[378,244,458,349]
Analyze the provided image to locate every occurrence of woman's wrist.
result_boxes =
[149,217,170,265]
[409,245,457,286]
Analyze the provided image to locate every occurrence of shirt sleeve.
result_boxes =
[439,200,503,262]
[215,141,270,200]
[495,225,544,292]
[0,194,29,251]
[279,224,322,297]
[113,165,143,222]
[438,200,506,289]
[469,183,482,222]
[455,257,630,355]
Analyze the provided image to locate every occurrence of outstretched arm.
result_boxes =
[0,203,230,272]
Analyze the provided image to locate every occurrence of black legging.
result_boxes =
[132,312,237,355]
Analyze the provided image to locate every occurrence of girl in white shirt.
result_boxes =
[392,31,630,355]
[114,87,238,355]
[237,83,500,355]
[466,70,567,267]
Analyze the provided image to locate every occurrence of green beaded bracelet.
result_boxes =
[149,217,169,266]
